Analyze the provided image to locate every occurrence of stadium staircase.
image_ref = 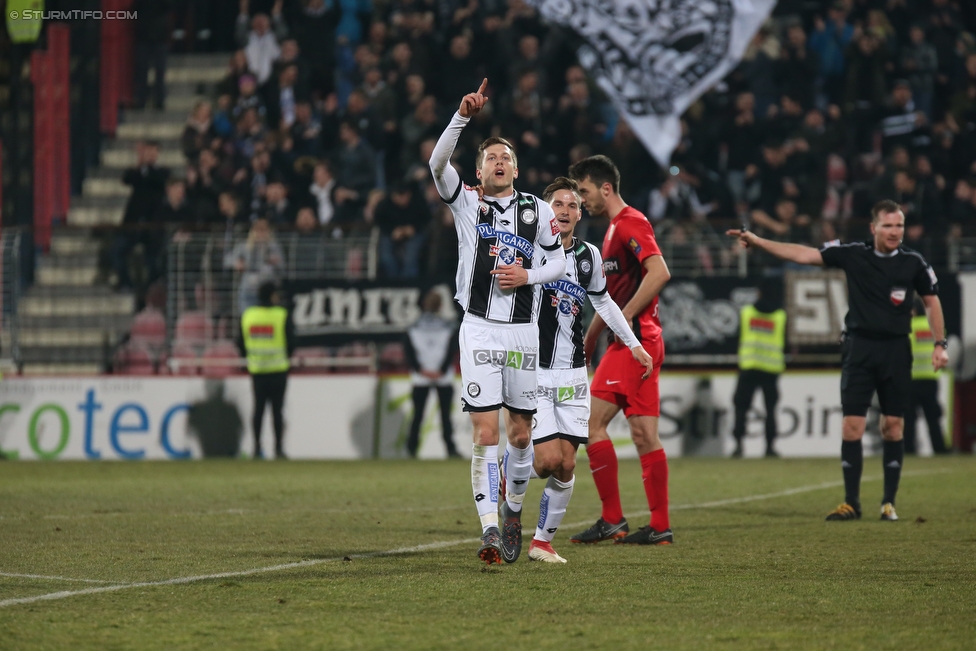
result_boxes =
[20,54,227,375]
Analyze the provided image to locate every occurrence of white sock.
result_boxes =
[504,441,534,512]
[471,444,499,532]
[534,475,575,543]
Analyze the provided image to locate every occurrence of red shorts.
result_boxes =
[590,337,664,417]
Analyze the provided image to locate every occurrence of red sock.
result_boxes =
[587,440,623,525]
[640,448,670,531]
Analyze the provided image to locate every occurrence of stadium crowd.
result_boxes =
[119,0,976,296]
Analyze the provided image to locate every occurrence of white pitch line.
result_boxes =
[0,572,129,585]
[0,467,953,609]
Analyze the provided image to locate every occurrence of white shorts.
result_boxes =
[459,315,539,414]
[533,366,589,445]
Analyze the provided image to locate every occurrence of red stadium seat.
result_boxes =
[201,340,244,377]
[129,308,167,349]
[170,339,200,376]
[292,346,332,374]
[114,344,155,375]
[174,311,213,345]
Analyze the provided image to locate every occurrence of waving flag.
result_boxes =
[532,0,776,167]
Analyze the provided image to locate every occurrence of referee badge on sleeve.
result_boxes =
[890,288,907,305]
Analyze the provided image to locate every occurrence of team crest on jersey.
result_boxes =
[551,294,580,316]
[890,287,907,305]
[550,218,559,235]
[467,382,481,398]
[580,259,591,274]
[490,245,522,266]
[628,237,642,254]
[520,209,536,224]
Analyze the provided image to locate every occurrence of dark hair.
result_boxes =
[568,155,620,195]
[871,199,903,223]
[476,137,518,169]
[542,176,581,202]
[258,281,278,306]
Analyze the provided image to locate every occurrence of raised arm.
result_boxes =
[727,229,824,266]
[429,79,488,202]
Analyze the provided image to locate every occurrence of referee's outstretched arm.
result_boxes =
[726,229,824,266]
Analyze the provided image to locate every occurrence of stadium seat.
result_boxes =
[114,344,155,375]
[174,311,213,345]
[292,346,332,374]
[379,342,406,372]
[170,339,200,376]
[201,340,244,377]
[129,308,167,350]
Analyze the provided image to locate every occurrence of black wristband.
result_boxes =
[937,338,949,349]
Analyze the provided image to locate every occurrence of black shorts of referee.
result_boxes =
[840,330,911,418]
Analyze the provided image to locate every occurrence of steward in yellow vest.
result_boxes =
[904,308,949,454]
[732,286,787,458]
[237,282,294,459]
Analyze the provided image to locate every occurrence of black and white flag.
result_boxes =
[532,0,776,167]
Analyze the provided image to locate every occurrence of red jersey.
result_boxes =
[601,206,662,341]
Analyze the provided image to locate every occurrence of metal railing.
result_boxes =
[0,229,23,372]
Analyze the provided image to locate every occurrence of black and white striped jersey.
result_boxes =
[443,184,561,324]
[538,239,607,369]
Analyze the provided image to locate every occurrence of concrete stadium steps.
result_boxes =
[28,52,226,370]
[18,286,135,318]
[21,363,104,376]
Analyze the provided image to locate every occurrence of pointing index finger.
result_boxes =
[477,78,488,96]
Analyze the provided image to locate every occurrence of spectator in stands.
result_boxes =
[218,191,246,235]
[294,206,319,235]
[879,80,930,155]
[331,120,377,228]
[399,95,439,172]
[182,101,216,161]
[233,74,267,120]
[809,2,855,104]
[289,0,342,98]
[156,178,193,230]
[284,102,319,159]
[225,217,284,315]
[236,2,287,84]
[115,141,170,290]
[374,181,430,279]
[263,63,304,130]
[218,50,252,99]
[186,149,222,227]
[210,98,234,142]
[272,39,310,93]
[902,24,939,119]
[309,161,339,233]
[776,22,819,110]
[132,0,172,110]
[261,181,295,226]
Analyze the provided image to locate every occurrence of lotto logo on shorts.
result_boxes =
[472,349,537,371]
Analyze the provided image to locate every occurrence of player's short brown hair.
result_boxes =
[542,176,581,203]
[476,137,518,169]
[568,155,621,195]
[871,199,903,223]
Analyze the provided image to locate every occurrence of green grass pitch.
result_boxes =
[1,456,974,650]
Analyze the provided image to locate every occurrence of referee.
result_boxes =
[728,200,948,521]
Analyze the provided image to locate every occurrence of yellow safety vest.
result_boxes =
[738,305,786,374]
[910,315,938,380]
[6,0,43,44]
[241,306,290,374]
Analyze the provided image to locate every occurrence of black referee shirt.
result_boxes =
[819,240,938,337]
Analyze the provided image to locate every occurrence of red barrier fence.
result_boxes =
[31,23,70,250]
[99,0,134,135]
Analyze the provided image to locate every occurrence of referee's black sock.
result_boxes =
[840,440,863,510]
[882,439,904,505]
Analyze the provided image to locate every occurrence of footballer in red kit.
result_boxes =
[568,155,674,546]
[593,205,665,416]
